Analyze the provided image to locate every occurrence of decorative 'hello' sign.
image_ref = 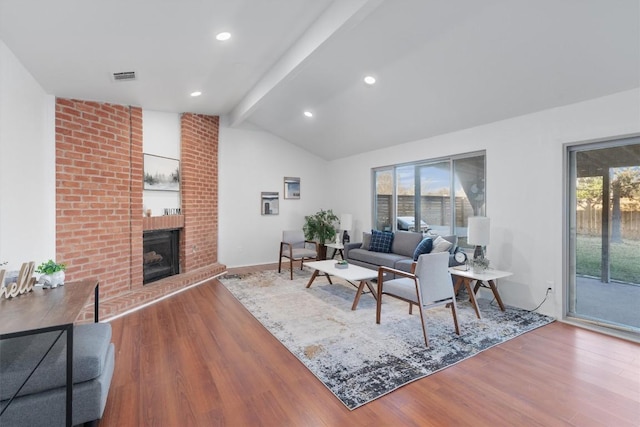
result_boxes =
[0,261,36,299]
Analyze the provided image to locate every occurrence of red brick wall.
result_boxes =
[129,107,144,289]
[56,99,143,299]
[55,100,220,303]
[181,113,219,271]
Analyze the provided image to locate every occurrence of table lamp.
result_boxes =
[467,216,490,259]
[340,213,352,244]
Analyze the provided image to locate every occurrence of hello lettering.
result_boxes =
[0,262,36,299]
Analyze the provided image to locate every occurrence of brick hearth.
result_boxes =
[77,264,279,323]
[78,263,226,322]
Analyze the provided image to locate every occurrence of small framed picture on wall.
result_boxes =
[284,177,300,199]
[261,192,279,215]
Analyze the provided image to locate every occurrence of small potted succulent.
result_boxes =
[36,259,66,288]
[335,260,348,269]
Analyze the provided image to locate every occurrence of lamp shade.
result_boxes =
[467,216,490,246]
[340,213,353,231]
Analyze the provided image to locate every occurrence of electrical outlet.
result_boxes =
[546,280,554,293]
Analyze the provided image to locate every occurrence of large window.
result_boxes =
[373,152,485,246]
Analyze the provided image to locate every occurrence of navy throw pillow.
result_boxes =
[369,230,394,253]
[413,237,433,261]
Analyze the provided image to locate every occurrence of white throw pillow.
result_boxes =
[361,232,372,250]
[431,236,453,253]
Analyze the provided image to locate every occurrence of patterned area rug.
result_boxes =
[220,269,554,410]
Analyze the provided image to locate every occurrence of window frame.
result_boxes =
[372,150,486,246]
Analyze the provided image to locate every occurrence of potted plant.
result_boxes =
[303,209,339,259]
[35,259,66,288]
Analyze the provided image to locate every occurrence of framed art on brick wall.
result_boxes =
[144,154,180,192]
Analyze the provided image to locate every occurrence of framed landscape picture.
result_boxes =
[144,154,180,192]
[284,177,300,199]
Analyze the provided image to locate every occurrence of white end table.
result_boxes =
[448,267,513,318]
[324,242,345,260]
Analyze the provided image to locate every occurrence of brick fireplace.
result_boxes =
[55,99,225,319]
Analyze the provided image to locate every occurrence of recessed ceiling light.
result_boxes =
[364,75,376,85]
[190,91,202,97]
[303,111,313,118]
[216,32,231,41]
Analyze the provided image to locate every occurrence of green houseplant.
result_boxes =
[35,259,66,274]
[35,259,66,288]
[303,209,339,259]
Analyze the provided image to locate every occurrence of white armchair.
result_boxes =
[376,251,460,346]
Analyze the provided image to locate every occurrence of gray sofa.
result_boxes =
[0,322,115,427]
[344,230,460,276]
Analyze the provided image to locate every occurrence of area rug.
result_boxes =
[219,269,554,410]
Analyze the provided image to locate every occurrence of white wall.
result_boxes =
[142,110,181,217]
[0,40,55,272]
[218,124,330,267]
[2,34,637,321]
[324,89,640,318]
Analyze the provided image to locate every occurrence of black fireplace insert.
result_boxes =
[143,230,179,284]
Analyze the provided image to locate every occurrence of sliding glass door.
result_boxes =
[566,138,640,333]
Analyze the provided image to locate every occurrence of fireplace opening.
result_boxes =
[143,229,179,284]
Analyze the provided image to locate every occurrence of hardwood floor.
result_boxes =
[99,273,640,426]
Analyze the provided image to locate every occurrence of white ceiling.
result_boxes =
[1,0,638,160]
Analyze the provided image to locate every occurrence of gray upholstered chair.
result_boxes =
[278,230,318,279]
[376,251,460,346]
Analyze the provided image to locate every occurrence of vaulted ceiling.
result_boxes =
[1,0,638,160]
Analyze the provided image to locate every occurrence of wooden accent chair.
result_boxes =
[278,230,318,280]
[376,251,460,346]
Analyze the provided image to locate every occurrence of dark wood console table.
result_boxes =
[0,280,99,427]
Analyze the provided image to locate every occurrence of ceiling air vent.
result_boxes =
[112,71,136,81]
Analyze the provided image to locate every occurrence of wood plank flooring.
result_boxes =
[99,273,640,426]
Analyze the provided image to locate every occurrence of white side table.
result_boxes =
[448,267,513,318]
[324,243,345,260]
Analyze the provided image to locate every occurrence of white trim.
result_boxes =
[559,318,640,344]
